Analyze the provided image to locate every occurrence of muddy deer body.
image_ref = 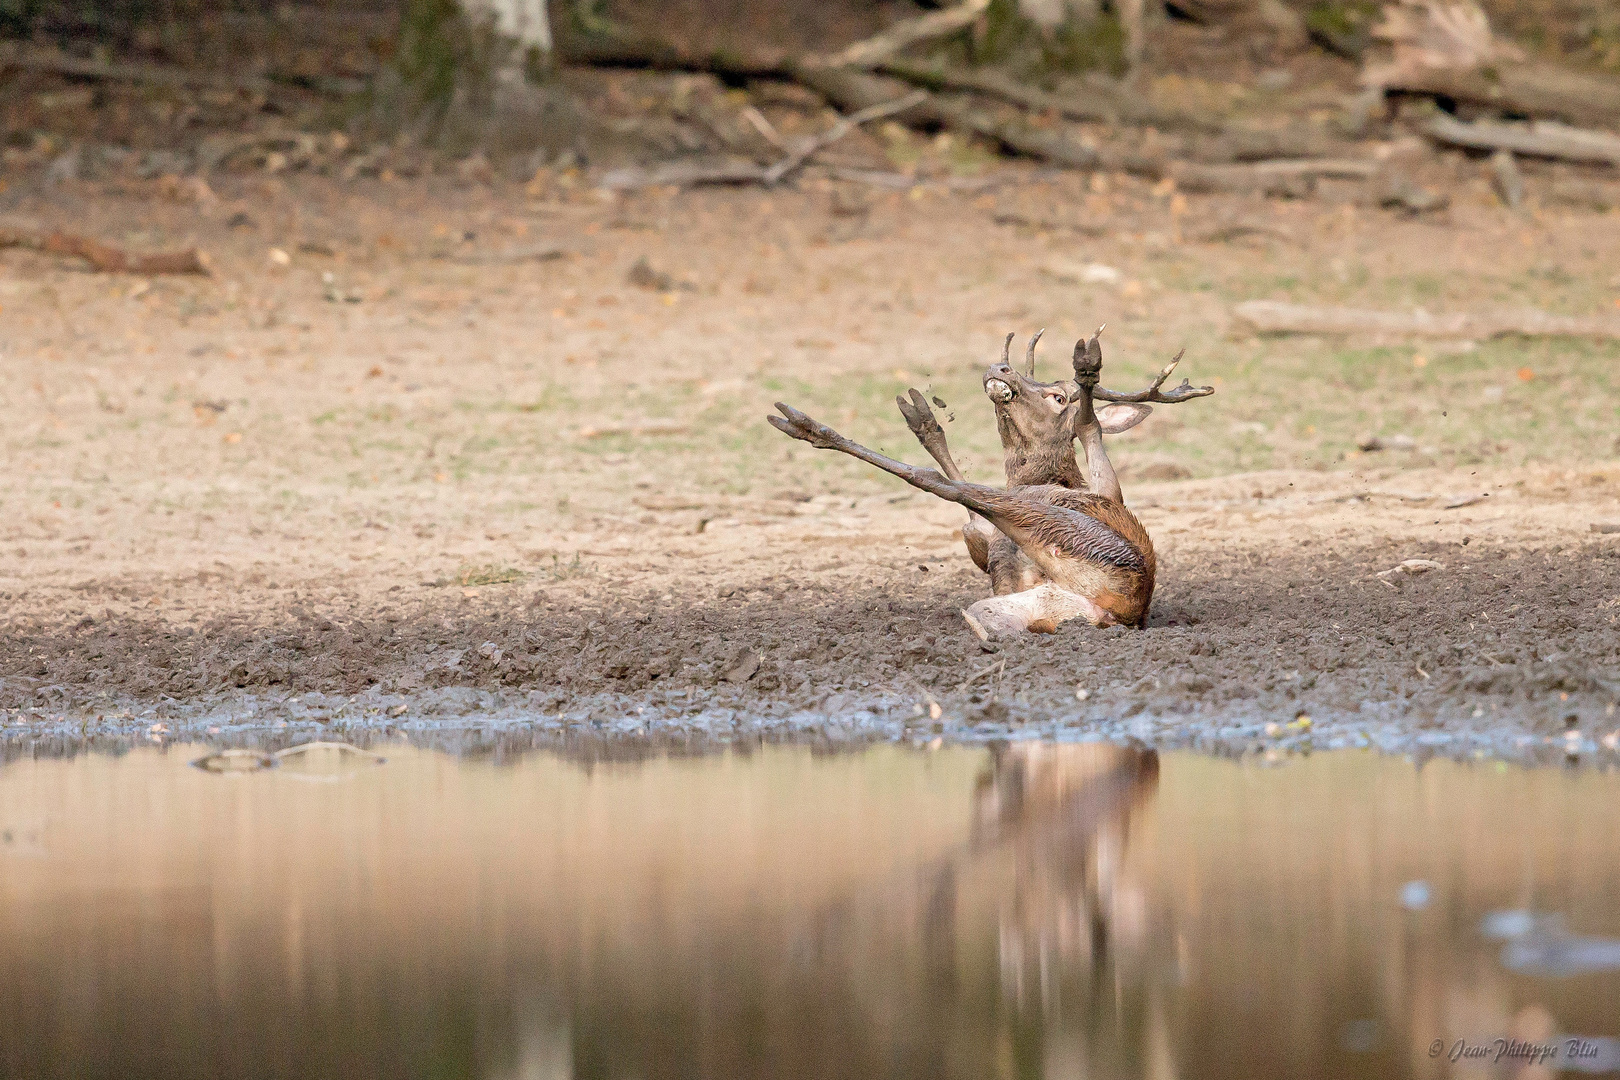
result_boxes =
[769,328,1212,640]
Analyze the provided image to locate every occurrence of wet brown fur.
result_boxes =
[772,330,1208,635]
[917,350,1155,624]
[976,485,1157,628]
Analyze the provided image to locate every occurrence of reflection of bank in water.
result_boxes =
[5,743,1620,1079]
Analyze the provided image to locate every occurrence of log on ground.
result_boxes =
[1423,114,1620,167]
[1380,62,1620,131]
[1233,300,1620,340]
[0,227,212,275]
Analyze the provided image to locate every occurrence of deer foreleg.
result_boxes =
[769,403,1146,597]
[896,389,967,481]
[1074,417,1123,505]
[895,389,995,572]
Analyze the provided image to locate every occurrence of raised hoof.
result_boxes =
[895,388,943,441]
[767,402,843,449]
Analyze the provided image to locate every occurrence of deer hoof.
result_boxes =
[768,403,841,449]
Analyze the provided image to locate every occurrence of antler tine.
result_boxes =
[1025,328,1044,376]
[1001,332,1015,366]
[1150,348,1186,391]
[1092,346,1216,403]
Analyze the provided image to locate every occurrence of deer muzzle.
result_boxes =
[984,377,1014,403]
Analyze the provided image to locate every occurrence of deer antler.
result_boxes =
[1025,328,1044,376]
[1092,347,1214,404]
[1001,331,1016,367]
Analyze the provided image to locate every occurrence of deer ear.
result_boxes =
[1097,402,1152,434]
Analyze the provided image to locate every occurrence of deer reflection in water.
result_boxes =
[913,740,1160,1018]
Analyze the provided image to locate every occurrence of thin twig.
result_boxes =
[740,105,787,150]
[597,91,925,191]
[0,226,211,275]
[762,90,928,185]
[958,657,1005,692]
[807,0,992,70]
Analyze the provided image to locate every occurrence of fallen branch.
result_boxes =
[1193,220,1299,244]
[1378,62,1620,130]
[1361,0,1620,128]
[0,227,211,275]
[0,43,273,94]
[809,0,992,70]
[0,42,361,97]
[598,158,779,190]
[556,28,789,78]
[575,419,689,438]
[797,67,1100,169]
[598,89,928,190]
[1169,157,1379,194]
[1423,113,1620,167]
[761,90,929,183]
[1233,299,1620,340]
[556,19,1358,181]
[875,58,1220,132]
[440,244,568,265]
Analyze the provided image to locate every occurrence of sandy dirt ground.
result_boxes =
[2,158,1619,760]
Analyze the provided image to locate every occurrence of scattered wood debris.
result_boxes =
[1489,148,1525,209]
[0,225,211,275]
[1378,558,1444,578]
[598,90,927,190]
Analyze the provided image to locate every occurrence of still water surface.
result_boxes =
[2,741,1619,1080]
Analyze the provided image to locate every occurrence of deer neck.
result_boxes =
[1003,445,1088,489]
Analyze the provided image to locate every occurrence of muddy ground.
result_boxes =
[3,132,1620,761]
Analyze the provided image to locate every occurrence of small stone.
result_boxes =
[721,648,760,684]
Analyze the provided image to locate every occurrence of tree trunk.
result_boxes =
[461,0,552,56]
[378,0,615,164]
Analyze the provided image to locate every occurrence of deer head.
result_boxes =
[983,330,1152,488]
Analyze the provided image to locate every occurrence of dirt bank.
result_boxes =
[2,165,1619,760]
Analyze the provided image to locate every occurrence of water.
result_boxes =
[3,740,1619,1080]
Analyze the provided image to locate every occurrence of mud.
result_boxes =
[6,527,1618,765]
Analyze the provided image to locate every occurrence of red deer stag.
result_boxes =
[768,328,1212,640]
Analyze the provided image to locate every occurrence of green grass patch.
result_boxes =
[433,564,527,588]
